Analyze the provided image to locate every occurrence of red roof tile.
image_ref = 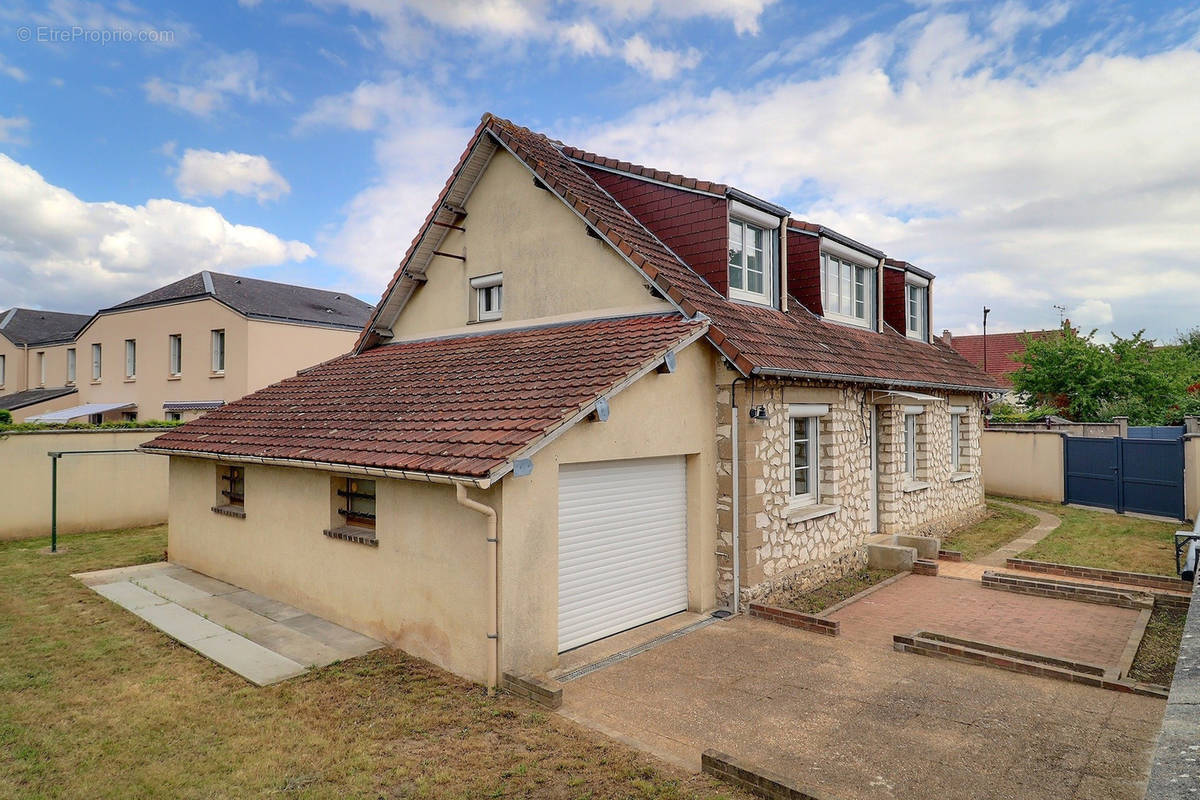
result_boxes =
[145,314,705,478]
[950,330,1061,385]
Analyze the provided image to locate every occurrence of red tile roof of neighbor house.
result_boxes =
[143,314,706,480]
[950,329,1061,385]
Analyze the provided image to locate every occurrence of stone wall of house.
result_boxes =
[715,372,987,606]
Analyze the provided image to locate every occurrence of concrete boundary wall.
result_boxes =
[981,430,1065,502]
[0,429,168,540]
[1186,435,1199,521]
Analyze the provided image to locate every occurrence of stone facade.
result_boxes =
[715,368,987,606]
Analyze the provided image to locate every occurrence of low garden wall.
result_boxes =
[0,429,169,540]
[980,430,1065,502]
[1186,435,1200,521]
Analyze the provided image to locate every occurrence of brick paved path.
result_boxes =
[828,573,1141,669]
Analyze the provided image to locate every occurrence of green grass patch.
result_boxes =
[1128,608,1188,686]
[766,568,898,614]
[0,526,747,799]
[941,501,1038,561]
[1006,498,1179,575]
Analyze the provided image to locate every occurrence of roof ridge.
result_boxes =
[381,310,696,349]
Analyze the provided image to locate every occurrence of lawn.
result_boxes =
[1007,499,1180,576]
[1128,608,1188,686]
[0,526,746,800]
[765,568,897,614]
[940,501,1037,561]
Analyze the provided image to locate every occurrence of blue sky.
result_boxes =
[1,0,1198,340]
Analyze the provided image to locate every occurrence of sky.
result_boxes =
[0,0,1198,340]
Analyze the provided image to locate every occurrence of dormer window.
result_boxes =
[471,273,503,322]
[905,276,929,341]
[820,243,876,329]
[727,200,779,307]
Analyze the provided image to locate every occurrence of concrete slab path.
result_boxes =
[74,562,382,686]
[975,499,1061,566]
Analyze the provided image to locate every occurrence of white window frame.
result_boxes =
[950,405,967,472]
[169,334,182,376]
[819,239,876,329]
[789,403,829,507]
[91,343,102,381]
[124,339,136,379]
[906,275,929,341]
[66,348,75,384]
[727,201,780,307]
[211,329,225,373]
[470,273,503,322]
[903,406,923,480]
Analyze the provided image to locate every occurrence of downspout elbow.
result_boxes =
[455,482,499,694]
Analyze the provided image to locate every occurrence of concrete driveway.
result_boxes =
[559,574,1164,800]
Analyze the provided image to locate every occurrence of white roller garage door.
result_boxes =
[558,456,688,652]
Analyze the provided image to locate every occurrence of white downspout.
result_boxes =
[455,482,499,694]
[731,387,741,615]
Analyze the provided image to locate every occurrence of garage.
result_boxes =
[557,456,688,652]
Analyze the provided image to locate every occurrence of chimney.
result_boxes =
[942,329,952,347]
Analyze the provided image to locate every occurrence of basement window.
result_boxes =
[212,464,246,518]
[471,273,503,322]
[337,477,376,530]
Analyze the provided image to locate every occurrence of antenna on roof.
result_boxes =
[1052,304,1067,325]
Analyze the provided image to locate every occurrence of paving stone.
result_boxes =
[132,602,230,644]
[180,596,275,635]
[93,581,170,611]
[224,589,307,621]
[167,570,240,597]
[281,614,382,657]
[133,574,214,604]
[240,622,346,668]
[188,631,306,686]
[72,562,180,587]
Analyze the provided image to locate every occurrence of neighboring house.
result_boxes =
[0,308,91,418]
[13,271,372,423]
[143,115,1003,687]
[945,328,1061,393]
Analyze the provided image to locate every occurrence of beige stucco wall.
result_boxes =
[1185,435,1199,521]
[498,339,717,676]
[245,319,357,390]
[0,338,74,395]
[0,429,168,540]
[168,457,496,682]
[388,148,671,341]
[981,430,1065,502]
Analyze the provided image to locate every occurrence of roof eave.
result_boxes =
[752,366,1001,394]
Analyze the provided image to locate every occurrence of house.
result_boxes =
[945,328,1061,391]
[142,114,1004,688]
[0,308,91,419]
[9,271,372,423]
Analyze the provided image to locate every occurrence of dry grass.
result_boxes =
[1009,499,1179,576]
[940,501,1038,561]
[765,568,897,614]
[0,526,746,800]
[1128,608,1188,686]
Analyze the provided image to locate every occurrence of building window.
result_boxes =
[950,405,968,473]
[88,413,102,425]
[211,329,225,373]
[218,465,245,508]
[903,407,922,480]
[37,351,45,387]
[66,348,76,384]
[788,404,829,507]
[0,353,5,386]
[124,339,136,379]
[166,411,182,422]
[121,411,137,422]
[470,273,503,322]
[169,334,182,376]
[821,252,875,327]
[906,280,929,341]
[337,477,376,529]
[728,218,776,305]
[91,343,102,381]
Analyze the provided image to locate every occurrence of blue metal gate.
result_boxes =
[1127,425,1185,440]
[1064,436,1185,520]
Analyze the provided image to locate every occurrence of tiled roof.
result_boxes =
[0,308,90,346]
[0,386,77,411]
[105,271,372,330]
[950,330,1061,384]
[143,314,705,478]
[476,115,1004,392]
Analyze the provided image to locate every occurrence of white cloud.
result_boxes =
[581,0,777,36]
[566,11,1200,339]
[0,153,314,310]
[558,20,611,57]
[0,54,27,82]
[0,116,30,145]
[176,149,291,202]
[143,51,279,117]
[621,35,701,79]
[1070,299,1114,328]
[297,77,473,290]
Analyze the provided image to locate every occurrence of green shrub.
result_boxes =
[0,419,183,433]
[0,410,11,425]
